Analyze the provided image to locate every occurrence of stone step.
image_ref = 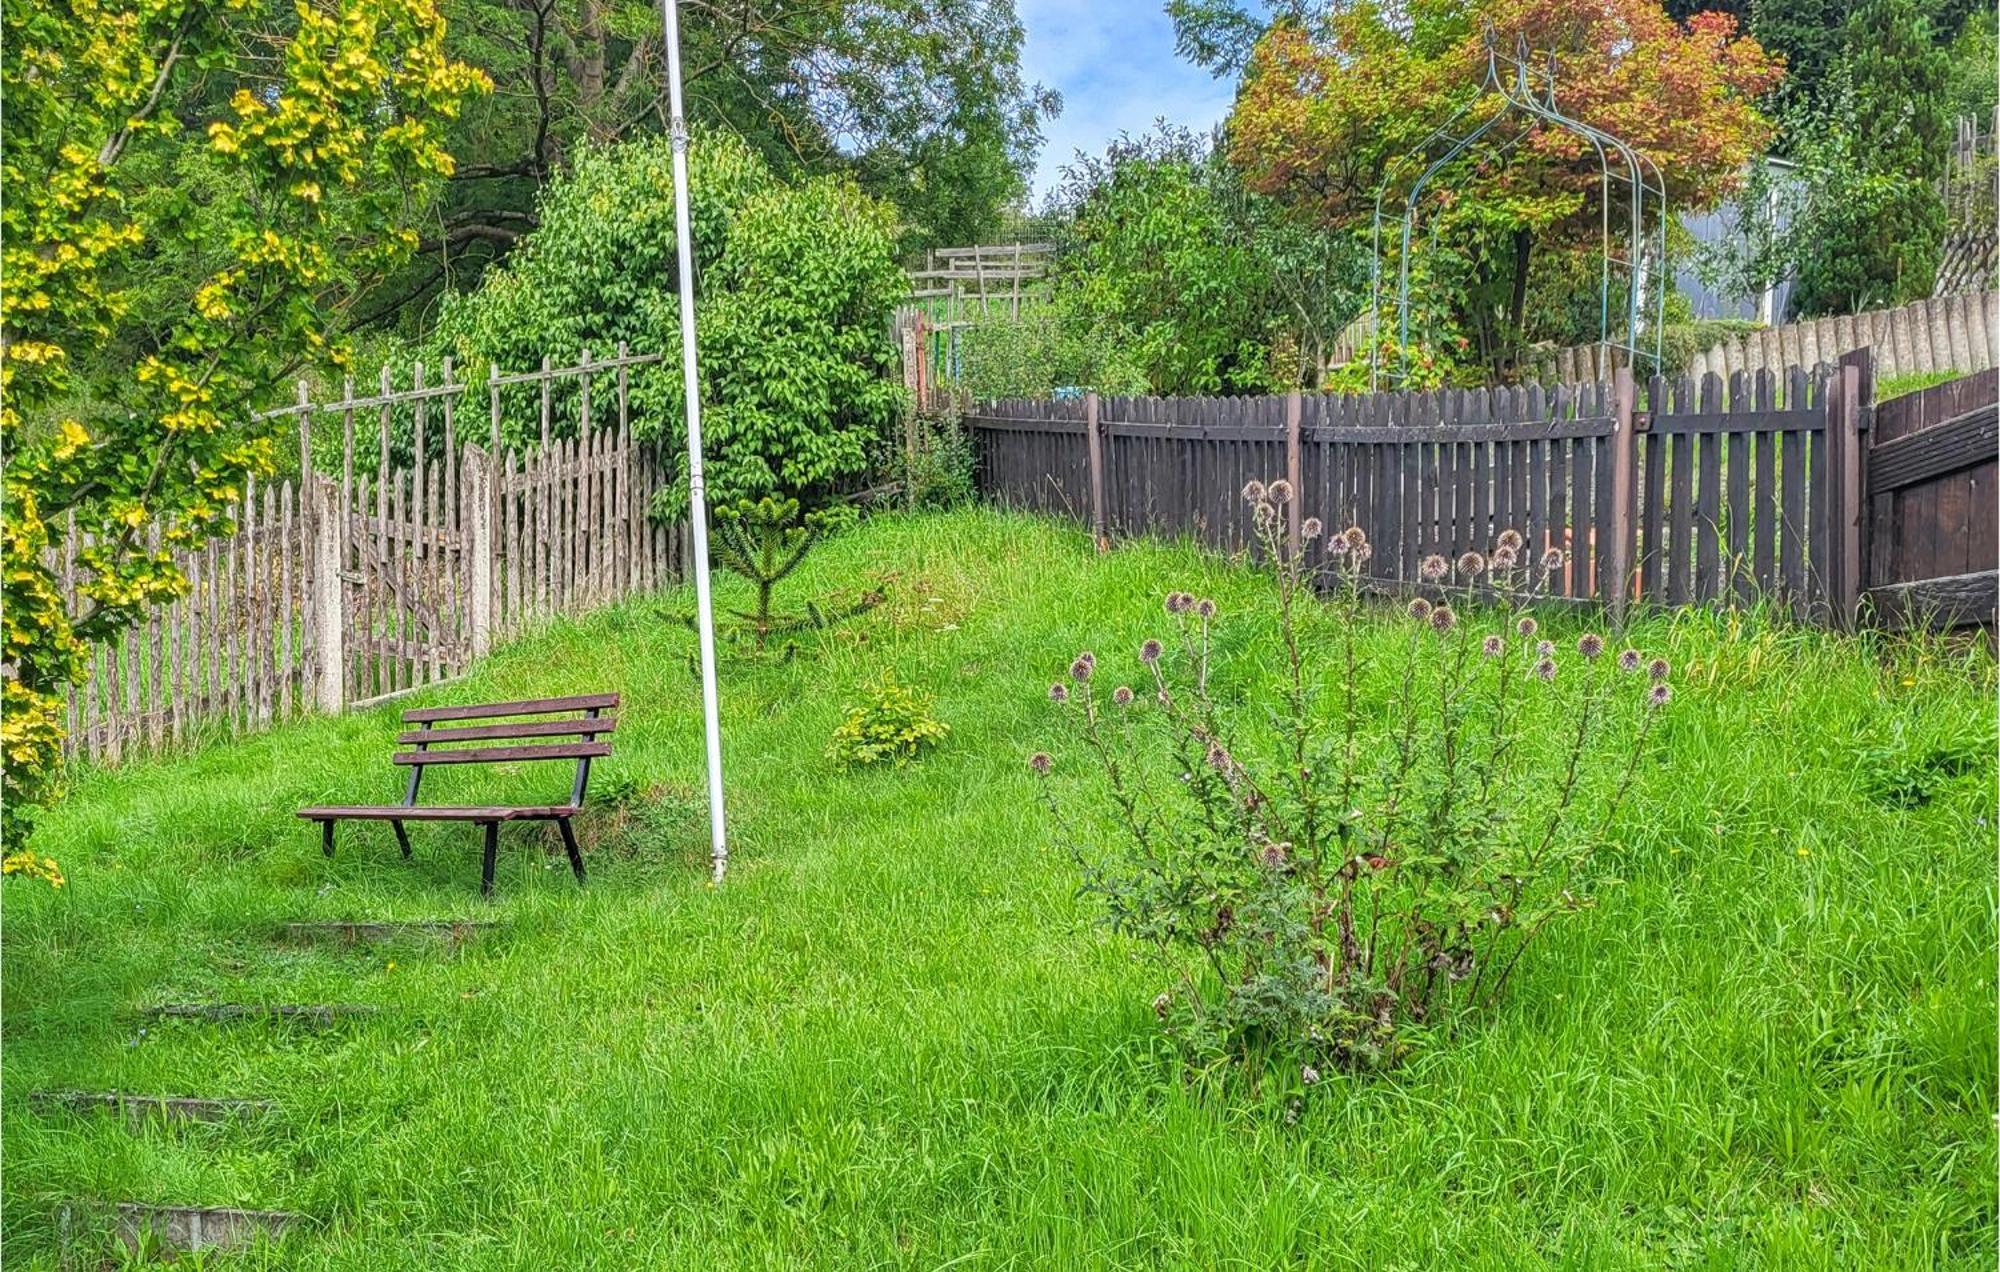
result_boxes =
[116,1202,301,1255]
[30,1091,275,1127]
[278,919,496,948]
[139,1003,377,1027]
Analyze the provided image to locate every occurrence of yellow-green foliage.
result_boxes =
[826,671,949,767]
[1,0,487,868]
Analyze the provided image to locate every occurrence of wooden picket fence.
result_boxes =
[968,350,1990,630]
[58,347,687,765]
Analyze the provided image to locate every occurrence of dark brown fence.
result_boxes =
[970,355,1921,627]
[1864,367,1998,628]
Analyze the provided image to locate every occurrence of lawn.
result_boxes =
[4,507,1994,1269]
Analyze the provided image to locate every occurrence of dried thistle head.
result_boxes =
[1420,553,1449,581]
[1541,547,1566,571]
[1195,598,1217,619]
[1456,550,1487,577]
[1266,478,1293,506]
[1648,682,1673,708]
[1252,500,1278,528]
[1342,525,1367,550]
[1112,685,1135,706]
[1536,639,1555,658]
[1070,655,1094,683]
[1496,528,1524,553]
[1482,634,1505,658]
[1259,841,1289,869]
[1407,597,1433,621]
[1353,543,1373,564]
[1516,615,1539,638]
[1028,751,1052,774]
[1648,657,1670,682]
[1049,682,1069,703]
[1577,633,1605,660]
[1490,546,1518,571]
[1617,648,1643,673]
[1430,605,1457,634]
[1165,591,1192,615]
[1139,638,1163,664]
[1301,516,1323,541]
[1534,657,1558,682]
[1241,479,1267,504]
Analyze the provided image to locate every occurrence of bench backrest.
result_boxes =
[394,693,617,808]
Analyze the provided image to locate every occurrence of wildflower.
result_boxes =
[1456,550,1487,576]
[1534,657,1557,682]
[1796,844,1810,858]
[1516,615,1538,637]
[1577,633,1604,660]
[1267,478,1293,505]
[1253,500,1278,528]
[1342,525,1367,549]
[1327,535,1348,556]
[1482,634,1505,658]
[1648,682,1673,708]
[1407,597,1432,620]
[1242,479,1267,504]
[1364,854,1389,871]
[1259,842,1288,869]
[1648,657,1670,682]
[1302,1065,1321,1086]
[1070,654,1094,682]
[1153,992,1172,1019]
[1420,553,1449,581]
[1195,598,1217,619]
[1352,543,1373,564]
[1139,638,1163,664]
[1541,547,1566,571]
[1536,640,1554,658]
[1205,743,1232,772]
[1301,516,1323,541]
[1490,546,1518,570]
[1028,752,1052,774]
[1617,648,1643,673]
[1496,528,1524,553]
[1166,591,1192,614]
[1112,685,1134,706]
[1430,606,1457,634]
[1049,682,1068,703]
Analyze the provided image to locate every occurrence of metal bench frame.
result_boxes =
[298,693,618,895]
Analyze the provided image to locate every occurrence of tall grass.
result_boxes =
[3,508,1993,1268]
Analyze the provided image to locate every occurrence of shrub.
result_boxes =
[1034,482,1672,1078]
[695,495,883,656]
[827,671,949,766]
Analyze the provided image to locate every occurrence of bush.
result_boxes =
[827,671,949,766]
[957,310,1148,400]
[425,133,906,513]
[1034,482,1673,1078]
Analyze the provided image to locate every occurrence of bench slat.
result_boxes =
[396,718,617,745]
[298,805,580,821]
[401,693,619,724]
[391,741,610,766]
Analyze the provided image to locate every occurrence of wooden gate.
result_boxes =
[338,454,475,706]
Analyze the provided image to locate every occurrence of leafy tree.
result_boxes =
[1226,0,1782,377]
[360,0,1058,330]
[1,0,487,868]
[426,133,907,512]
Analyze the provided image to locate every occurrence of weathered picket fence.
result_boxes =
[968,350,1994,630]
[59,347,686,764]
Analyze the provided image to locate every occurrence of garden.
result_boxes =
[5,0,1997,1263]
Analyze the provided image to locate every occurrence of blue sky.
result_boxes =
[1015,0,1240,202]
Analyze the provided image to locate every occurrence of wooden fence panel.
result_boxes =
[1864,367,1999,627]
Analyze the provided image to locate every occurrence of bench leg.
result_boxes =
[480,822,499,897]
[557,818,586,885]
[321,820,335,858]
[391,821,413,859]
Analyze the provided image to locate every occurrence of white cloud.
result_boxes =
[1015,0,1240,200]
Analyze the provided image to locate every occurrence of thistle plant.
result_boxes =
[1035,481,1670,1076]
[694,496,884,654]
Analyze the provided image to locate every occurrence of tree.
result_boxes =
[1226,0,1781,377]
[359,0,1057,333]
[1,0,487,869]
[424,132,906,511]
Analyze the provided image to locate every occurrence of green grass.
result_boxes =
[1877,369,1970,401]
[5,508,1994,1268]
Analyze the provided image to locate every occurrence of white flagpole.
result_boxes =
[658,0,729,882]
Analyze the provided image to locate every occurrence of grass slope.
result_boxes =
[4,508,1994,1269]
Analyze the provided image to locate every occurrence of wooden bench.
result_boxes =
[298,693,617,895]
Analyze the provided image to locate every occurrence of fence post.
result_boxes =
[1285,390,1303,556]
[311,476,345,713]
[1609,367,1637,627]
[464,443,495,657]
[1085,390,1108,552]
[1828,348,1869,628]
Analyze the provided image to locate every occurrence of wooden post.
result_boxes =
[1608,366,1637,627]
[464,444,494,657]
[311,476,345,713]
[1828,348,1869,628]
[1284,390,1303,556]
[1084,390,1108,552]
